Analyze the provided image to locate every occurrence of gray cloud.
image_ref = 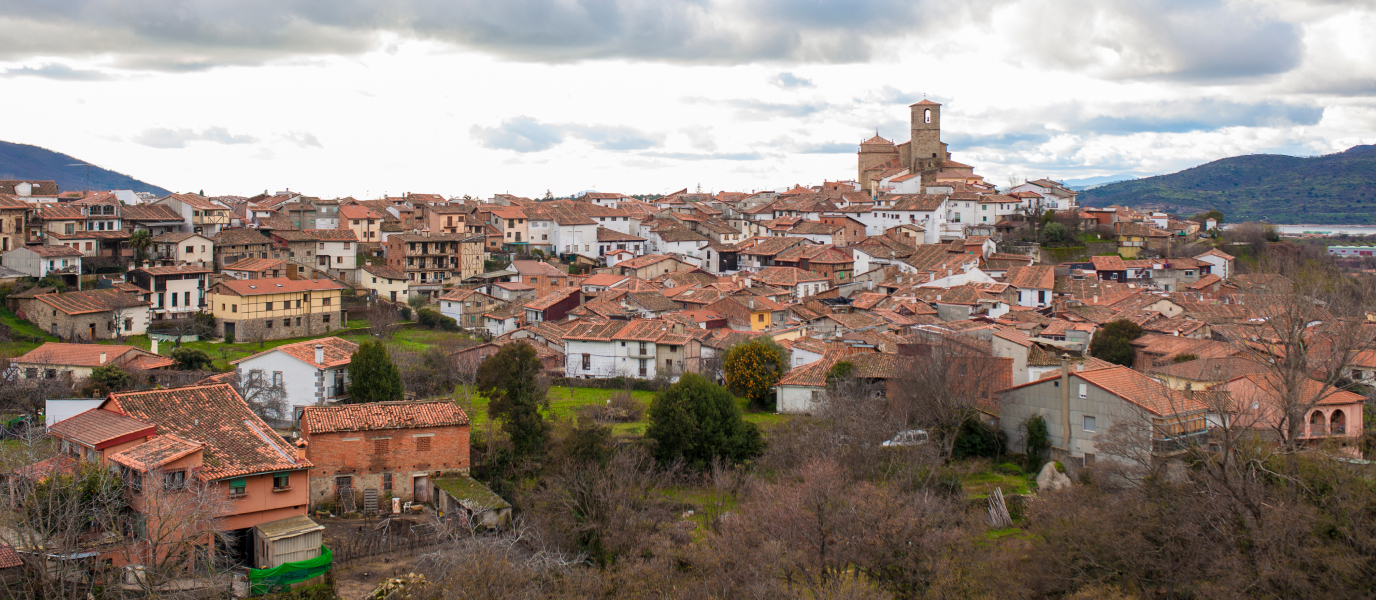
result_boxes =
[1007,0,1304,81]
[283,131,324,148]
[774,72,813,88]
[1,63,113,80]
[794,142,855,154]
[470,117,664,152]
[705,98,831,119]
[0,0,1006,70]
[133,126,258,149]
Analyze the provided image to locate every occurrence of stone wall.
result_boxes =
[217,310,343,342]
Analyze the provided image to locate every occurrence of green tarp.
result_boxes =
[248,545,332,595]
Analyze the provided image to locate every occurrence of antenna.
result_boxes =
[66,162,94,195]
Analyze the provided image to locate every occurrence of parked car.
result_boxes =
[882,429,929,447]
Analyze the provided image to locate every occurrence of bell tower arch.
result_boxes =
[909,100,949,179]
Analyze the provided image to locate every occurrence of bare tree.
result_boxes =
[891,335,1008,461]
[230,369,291,428]
[364,299,401,339]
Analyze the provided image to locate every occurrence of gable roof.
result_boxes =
[302,400,469,434]
[35,288,150,315]
[212,277,344,296]
[214,228,273,246]
[49,408,155,449]
[232,336,358,369]
[1004,265,1055,290]
[107,433,204,472]
[105,384,310,480]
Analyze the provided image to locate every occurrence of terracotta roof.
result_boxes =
[232,336,358,370]
[508,260,567,277]
[1003,265,1055,290]
[753,266,828,287]
[656,226,710,243]
[122,203,185,222]
[0,544,20,569]
[106,384,309,480]
[131,265,213,277]
[1090,255,1128,271]
[596,227,645,242]
[1073,365,1206,416]
[617,254,685,270]
[303,400,469,434]
[214,228,273,246]
[273,229,359,242]
[223,257,285,272]
[362,264,408,280]
[582,273,629,287]
[339,204,382,220]
[993,327,1033,347]
[1196,249,1235,261]
[36,288,149,315]
[22,245,83,257]
[1150,357,1270,381]
[525,287,581,311]
[212,277,344,296]
[1221,373,1367,407]
[49,408,155,449]
[888,194,947,211]
[107,433,204,472]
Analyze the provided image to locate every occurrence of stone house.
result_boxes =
[28,288,152,340]
[208,277,346,342]
[300,401,470,507]
[0,194,28,253]
[214,228,281,270]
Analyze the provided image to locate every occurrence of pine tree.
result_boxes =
[477,342,550,459]
[1089,319,1145,367]
[347,340,404,403]
[647,373,763,469]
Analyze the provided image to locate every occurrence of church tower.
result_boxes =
[908,100,949,184]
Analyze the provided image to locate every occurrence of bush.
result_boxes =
[646,373,763,469]
[399,306,412,321]
[1089,319,1145,367]
[952,418,1005,459]
[224,331,235,345]
[170,347,214,371]
[579,391,644,423]
[1024,414,1050,472]
[416,308,460,332]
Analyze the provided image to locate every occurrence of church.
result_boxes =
[857,100,976,193]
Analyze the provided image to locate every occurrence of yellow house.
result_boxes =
[208,277,346,342]
[1115,222,1169,259]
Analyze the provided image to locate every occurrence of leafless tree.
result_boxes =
[364,299,401,339]
[230,369,291,429]
[891,335,1008,461]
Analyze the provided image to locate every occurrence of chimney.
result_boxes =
[315,344,324,365]
[99,351,107,365]
[748,298,754,309]
[295,438,309,460]
[1060,354,1072,448]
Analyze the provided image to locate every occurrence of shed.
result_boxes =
[433,477,512,530]
[253,515,324,569]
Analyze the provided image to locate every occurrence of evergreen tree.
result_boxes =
[723,338,789,410]
[477,342,550,459]
[1089,319,1145,367]
[170,348,214,371]
[347,340,403,403]
[647,373,763,469]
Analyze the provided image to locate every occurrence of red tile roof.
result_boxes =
[232,336,358,369]
[302,400,469,434]
[212,277,345,296]
[12,343,152,367]
[107,433,204,472]
[1004,265,1055,290]
[105,384,310,480]
[35,288,149,315]
[339,204,382,220]
[49,408,155,449]
[223,257,285,272]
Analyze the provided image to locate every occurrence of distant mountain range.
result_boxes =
[0,140,170,196]
[1061,174,1154,191]
[1079,145,1376,224]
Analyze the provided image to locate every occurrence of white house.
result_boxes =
[1005,265,1056,308]
[1194,249,1235,280]
[231,337,357,415]
[151,232,215,265]
[562,319,687,380]
[438,288,506,330]
[2,245,83,278]
[124,265,213,321]
[1010,179,1078,211]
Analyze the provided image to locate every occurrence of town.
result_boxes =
[1,100,1373,599]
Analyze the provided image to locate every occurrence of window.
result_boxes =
[382,472,393,491]
[1078,384,1087,399]
[322,297,331,306]
[273,473,290,490]
[582,353,591,370]
[336,475,353,491]
[758,314,764,322]
[1083,415,1097,432]
[232,304,238,313]
[415,437,432,452]
[230,478,247,497]
[164,470,186,490]
[264,301,273,311]
[323,315,331,324]
[283,318,290,327]
[296,317,302,326]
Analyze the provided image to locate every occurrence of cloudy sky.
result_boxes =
[2,0,1374,199]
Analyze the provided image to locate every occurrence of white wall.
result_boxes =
[777,385,823,414]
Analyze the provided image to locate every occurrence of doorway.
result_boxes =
[413,475,430,503]
[224,322,236,340]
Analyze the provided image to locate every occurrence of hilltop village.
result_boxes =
[0,101,1371,599]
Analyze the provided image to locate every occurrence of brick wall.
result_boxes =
[303,423,470,508]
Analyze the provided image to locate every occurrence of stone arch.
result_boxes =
[924,108,931,123]
[1330,409,1346,435]
[1309,410,1327,436]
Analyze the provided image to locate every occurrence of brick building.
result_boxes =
[299,401,471,507]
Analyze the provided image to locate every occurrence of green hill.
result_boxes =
[1079,145,1376,224]
[0,140,170,196]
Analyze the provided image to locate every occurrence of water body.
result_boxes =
[1222,224,1376,236]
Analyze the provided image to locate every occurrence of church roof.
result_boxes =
[911,99,941,106]
[860,134,894,145]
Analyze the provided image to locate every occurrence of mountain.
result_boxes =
[1061,173,1153,191]
[1079,145,1376,224]
[0,140,171,196]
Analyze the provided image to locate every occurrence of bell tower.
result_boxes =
[909,100,949,180]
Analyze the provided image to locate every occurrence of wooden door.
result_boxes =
[413,475,429,503]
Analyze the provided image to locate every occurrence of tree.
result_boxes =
[891,334,1009,461]
[128,228,153,264]
[646,372,763,469]
[1042,222,1069,244]
[170,347,214,371]
[408,293,429,313]
[723,338,789,411]
[1089,319,1145,366]
[825,361,854,385]
[477,342,550,459]
[347,340,403,403]
[85,364,130,395]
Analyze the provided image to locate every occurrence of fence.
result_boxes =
[249,545,333,595]
[331,518,444,565]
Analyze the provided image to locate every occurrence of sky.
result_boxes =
[1,0,1374,199]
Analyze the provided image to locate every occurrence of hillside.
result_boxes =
[0,140,170,196]
[1080,145,1376,224]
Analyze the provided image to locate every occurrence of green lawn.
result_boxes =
[458,386,793,438]
[0,306,60,357]
[959,461,1038,499]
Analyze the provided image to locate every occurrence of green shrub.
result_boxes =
[224,331,235,345]
[1023,415,1050,472]
[952,417,1005,459]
